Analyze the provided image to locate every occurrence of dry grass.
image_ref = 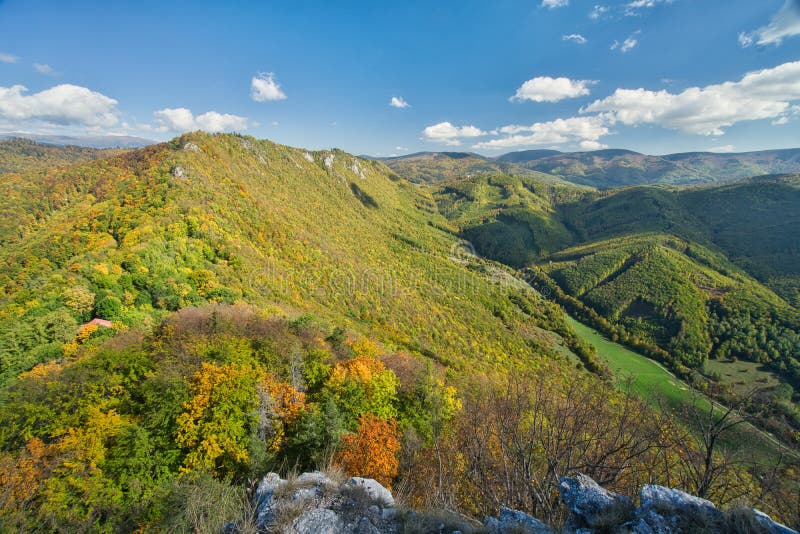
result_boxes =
[398,508,486,534]
[723,503,773,534]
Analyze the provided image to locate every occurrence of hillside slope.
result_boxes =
[0,132,586,384]
[379,150,581,186]
[506,148,800,188]
[432,173,800,444]
[0,138,125,174]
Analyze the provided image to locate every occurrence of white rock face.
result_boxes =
[292,508,343,533]
[324,153,335,168]
[344,477,395,507]
[351,160,366,180]
[303,151,314,162]
[171,166,187,180]
[183,142,201,152]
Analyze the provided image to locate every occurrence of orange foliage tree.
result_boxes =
[336,414,400,488]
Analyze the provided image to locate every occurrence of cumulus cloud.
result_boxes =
[772,116,789,125]
[389,96,410,108]
[33,63,58,76]
[625,0,673,14]
[611,31,640,52]
[583,61,800,135]
[541,0,568,8]
[0,52,19,63]
[739,0,800,48]
[589,4,608,19]
[511,76,594,103]
[250,72,287,102]
[562,33,588,44]
[153,107,248,133]
[580,140,609,150]
[0,84,118,127]
[473,116,609,150]
[422,121,485,146]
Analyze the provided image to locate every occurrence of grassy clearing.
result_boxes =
[565,316,792,464]
[705,358,781,396]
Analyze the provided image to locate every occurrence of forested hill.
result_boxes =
[381,147,800,189]
[0,138,126,174]
[496,148,800,188]
[0,132,586,384]
[376,150,581,186]
[433,172,800,447]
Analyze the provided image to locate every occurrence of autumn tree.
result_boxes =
[324,356,399,423]
[176,362,259,475]
[336,414,400,488]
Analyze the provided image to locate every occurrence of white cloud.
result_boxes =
[0,53,19,64]
[584,61,800,135]
[707,145,735,153]
[511,76,594,103]
[611,31,640,52]
[739,0,800,48]
[541,0,568,8]
[589,4,608,19]
[423,121,485,146]
[625,0,673,14]
[153,107,248,133]
[562,33,588,44]
[389,96,411,108]
[474,116,609,150]
[250,72,287,102]
[0,84,118,127]
[33,63,58,76]
[580,140,608,150]
[395,145,408,151]
[772,116,789,125]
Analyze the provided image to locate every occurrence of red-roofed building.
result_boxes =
[81,318,113,330]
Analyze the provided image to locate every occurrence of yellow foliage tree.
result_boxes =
[176,362,257,474]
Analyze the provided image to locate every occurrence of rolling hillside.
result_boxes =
[378,150,580,186]
[432,172,800,445]
[0,132,591,385]
[0,138,126,174]
[506,148,800,188]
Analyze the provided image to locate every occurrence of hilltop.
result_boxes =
[0,132,154,149]
[496,148,800,188]
[380,148,800,189]
[0,138,127,174]
[376,150,579,187]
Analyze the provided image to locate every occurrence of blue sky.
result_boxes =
[1,0,799,155]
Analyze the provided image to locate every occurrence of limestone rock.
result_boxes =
[343,477,395,507]
[559,474,634,530]
[291,508,343,533]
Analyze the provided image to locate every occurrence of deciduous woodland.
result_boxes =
[0,134,798,531]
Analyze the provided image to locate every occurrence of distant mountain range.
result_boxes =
[0,132,155,149]
[380,147,800,188]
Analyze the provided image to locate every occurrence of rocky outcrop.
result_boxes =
[484,507,553,533]
[556,475,796,534]
[244,471,797,533]
[559,474,635,531]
